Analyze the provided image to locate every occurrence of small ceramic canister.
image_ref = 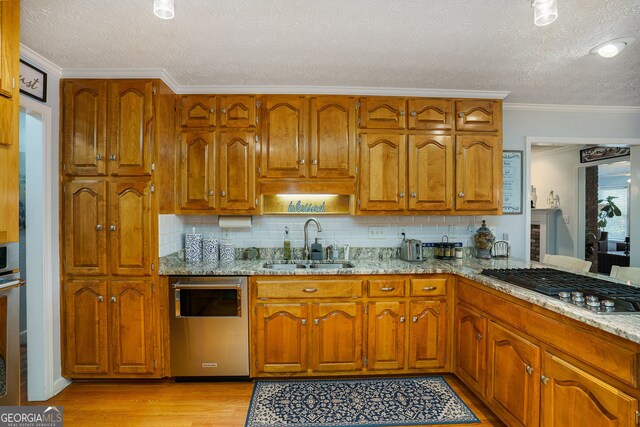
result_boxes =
[202,236,219,262]
[184,229,203,262]
[220,242,235,262]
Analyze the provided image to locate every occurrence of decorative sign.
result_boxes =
[580,146,630,163]
[19,60,47,102]
[502,150,523,214]
[262,195,352,215]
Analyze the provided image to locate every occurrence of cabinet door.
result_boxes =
[407,99,453,131]
[359,133,406,211]
[487,322,541,427]
[541,352,638,427]
[309,96,356,179]
[408,299,447,369]
[219,131,256,211]
[179,95,216,128]
[179,131,215,210]
[219,95,256,128]
[455,304,487,397]
[110,280,156,375]
[64,181,108,275]
[455,100,500,132]
[359,97,406,129]
[62,80,108,175]
[367,301,405,370]
[259,96,307,179]
[108,80,153,176]
[255,304,308,373]
[408,135,453,211]
[109,181,152,276]
[455,135,502,211]
[64,279,109,374]
[311,302,363,372]
[0,1,18,100]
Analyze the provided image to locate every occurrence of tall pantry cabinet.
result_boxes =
[60,79,174,378]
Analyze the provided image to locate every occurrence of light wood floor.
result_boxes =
[28,375,504,427]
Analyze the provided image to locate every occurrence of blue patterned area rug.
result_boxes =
[245,376,480,427]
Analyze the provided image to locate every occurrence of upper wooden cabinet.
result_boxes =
[62,79,154,176]
[219,130,257,211]
[455,134,502,211]
[359,97,406,129]
[178,95,216,128]
[407,135,454,211]
[407,99,453,131]
[0,0,19,102]
[219,95,256,128]
[63,80,108,176]
[179,131,216,210]
[309,96,357,179]
[358,133,406,211]
[259,96,307,179]
[455,100,501,132]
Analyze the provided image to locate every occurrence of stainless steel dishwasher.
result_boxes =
[169,276,249,377]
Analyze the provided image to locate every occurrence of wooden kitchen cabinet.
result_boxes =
[358,133,406,211]
[486,321,541,427]
[309,96,357,179]
[178,95,216,128]
[63,279,158,377]
[63,180,108,276]
[254,303,308,373]
[455,100,501,132]
[0,0,19,101]
[541,352,638,427]
[179,131,216,211]
[259,96,307,179]
[367,301,405,371]
[358,97,406,129]
[407,134,454,211]
[455,134,502,212]
[407,99,453,131]
[455,303,487,397]
[408,299,447,369]
[219,95,256,128]
[311,302,364,372]
[219,130,257,211]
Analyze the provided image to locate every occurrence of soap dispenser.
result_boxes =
[310,238,323,260]
[283,226,291,260]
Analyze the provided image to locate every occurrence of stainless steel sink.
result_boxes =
[262,262,354,270]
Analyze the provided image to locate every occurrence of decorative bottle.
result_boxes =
[283,226,291,260]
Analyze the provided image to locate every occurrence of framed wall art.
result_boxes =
[502,150,523,214]
[19,60,47,102]
[580,146,630,163]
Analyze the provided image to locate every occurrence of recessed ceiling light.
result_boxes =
[590,38,635,58]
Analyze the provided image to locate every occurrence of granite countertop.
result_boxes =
[159,253,640,345]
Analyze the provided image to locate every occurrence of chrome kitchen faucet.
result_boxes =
[303,218,322,260]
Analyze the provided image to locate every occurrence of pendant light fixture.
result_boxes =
[531,0,558,27]
[154,0,175,19]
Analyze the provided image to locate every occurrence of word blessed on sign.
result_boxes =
[288,200,326,213]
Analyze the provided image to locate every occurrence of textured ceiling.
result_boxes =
[20,0,640,105]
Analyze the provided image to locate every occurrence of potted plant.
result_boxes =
[597,196,622,241]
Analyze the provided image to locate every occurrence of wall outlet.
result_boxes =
[448,225,460,236]
[368,226,397,239]
[563,215,570,224]
[222,230,233,242]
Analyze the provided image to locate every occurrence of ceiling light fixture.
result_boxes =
[531,0,558,27]
[590,38,635,58]
[154,0,174,19]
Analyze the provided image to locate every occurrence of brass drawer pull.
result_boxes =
[302,288,317,293]
[380,287,395,292]
[422,286,437,291]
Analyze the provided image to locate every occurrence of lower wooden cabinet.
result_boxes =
[367,301,406,371]
[311,302,363,372]
[255,303,308,373]
[63,279,158,377]
[454,303,487,397]
[541,352,638,427]
[408,299,447,369]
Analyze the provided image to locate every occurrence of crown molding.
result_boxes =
[505,103,640,113]
[61,68,181,93]
[20,44,63,77]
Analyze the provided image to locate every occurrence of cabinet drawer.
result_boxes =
[367,278,406,297]
[255,279,363,299]
[410,278,447,296]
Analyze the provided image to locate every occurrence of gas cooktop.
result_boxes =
[481,268,640,315]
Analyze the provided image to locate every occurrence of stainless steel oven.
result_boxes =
[169,276,249,377]
[0,242,22,405]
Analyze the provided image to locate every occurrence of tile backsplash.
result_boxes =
[159,214,490,257]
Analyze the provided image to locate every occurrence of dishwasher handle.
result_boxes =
[172,284,241,290]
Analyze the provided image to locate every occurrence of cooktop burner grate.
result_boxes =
[481,268,640,314]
